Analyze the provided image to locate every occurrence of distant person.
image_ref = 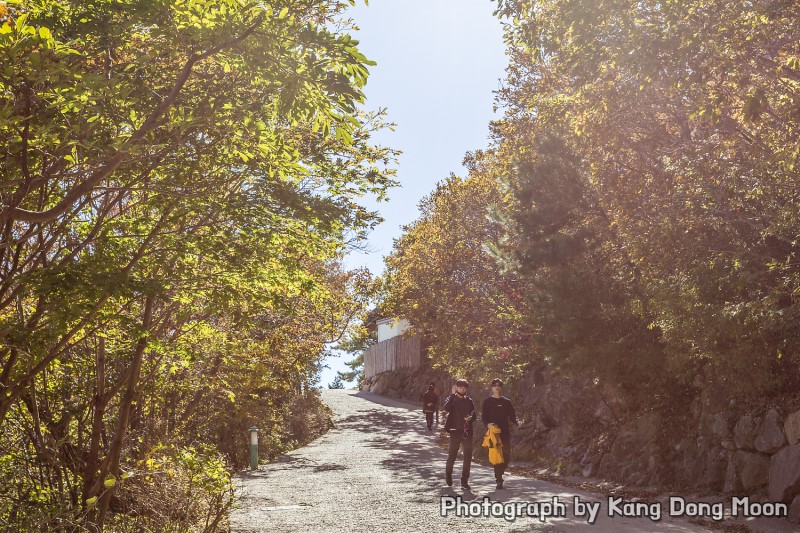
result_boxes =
[443,379,475,490]
[481,378,521,489]
[421,382,439,430]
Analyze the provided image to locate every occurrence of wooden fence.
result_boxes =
[363,335,421,379]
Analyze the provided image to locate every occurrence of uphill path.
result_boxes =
[231,389,717,532]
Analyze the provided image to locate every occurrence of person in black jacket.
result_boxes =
[481,378,521,489]
[443,378,475,490]
[421,383,439,430]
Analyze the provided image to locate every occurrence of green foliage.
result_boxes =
[107,445,234,532]
[0,0,395,529]
[336,304,380,383]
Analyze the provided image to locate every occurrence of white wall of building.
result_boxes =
[376,318,410,343]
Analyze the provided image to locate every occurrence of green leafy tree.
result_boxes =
[336,305,380,383]
[0,0,396,529]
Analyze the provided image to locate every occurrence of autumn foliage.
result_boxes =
[385,0,800,411]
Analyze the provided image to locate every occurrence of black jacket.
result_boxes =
[443,393,475,435]
[481,396,519,436]
[421,390,439,413]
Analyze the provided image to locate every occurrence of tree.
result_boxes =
[328,375,345,389]
[336,304,380,383]
[492,0,800,396]
[490,135,667,399]
[384,157,529,381]
[0,0,397,529]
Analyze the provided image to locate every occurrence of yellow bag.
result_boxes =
[482,426,504,465]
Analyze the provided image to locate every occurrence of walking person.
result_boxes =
[443,379,475,490]
[481,378,521,489]
[421,382,439,430]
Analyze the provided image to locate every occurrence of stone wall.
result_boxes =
[360,366,451,403]
[362,365,800,523]
[510,366,800,523]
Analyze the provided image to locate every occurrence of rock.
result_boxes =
[592,401,617,425]
[724,457,743,493]
[705,446,728,491]
[734,415,759,450]
[691,399,702,420]
[768,444,800,503]
[643,442,660,478]
[531,364,547,386]
[725,451,771,493]
[673,437,705,487]
[371,374,386,395]
[733,450,770,491]
[547,424,575,451]
[539,412,558,429]
[359,377,371,391]
[789,494,800,524]
[599,382,627,418]
[596,414,660,482]
[637,413,661,441]
[628,472,648,486]
[698,413,716,441]
[389,372,405,391]
[700,374,733,415]
[580,448,592,466]
[712,411,734,440]
[785,410,800,446]
[579,446,603,473]
[755,409,787,454]
[524,385,546,405]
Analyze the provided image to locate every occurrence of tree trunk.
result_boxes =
[89,295,154,529]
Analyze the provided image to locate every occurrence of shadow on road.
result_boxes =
[232,391,713,532]
[338,396,490,504]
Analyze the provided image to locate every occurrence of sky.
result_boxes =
[318,0,508,388]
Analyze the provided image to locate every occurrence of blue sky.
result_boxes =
[319,0,508,387]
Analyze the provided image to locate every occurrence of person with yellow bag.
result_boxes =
[482,424,504,466]
[481,378,521,489]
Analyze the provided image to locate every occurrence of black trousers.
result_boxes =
[425,412,434,427]
[493,432,512,481]
[446,431,473,482]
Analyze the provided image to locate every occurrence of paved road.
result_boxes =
[231,390,716,532]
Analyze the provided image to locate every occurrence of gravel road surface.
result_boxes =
[231,390,717,532]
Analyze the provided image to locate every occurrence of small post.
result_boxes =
[248,426,259,470]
